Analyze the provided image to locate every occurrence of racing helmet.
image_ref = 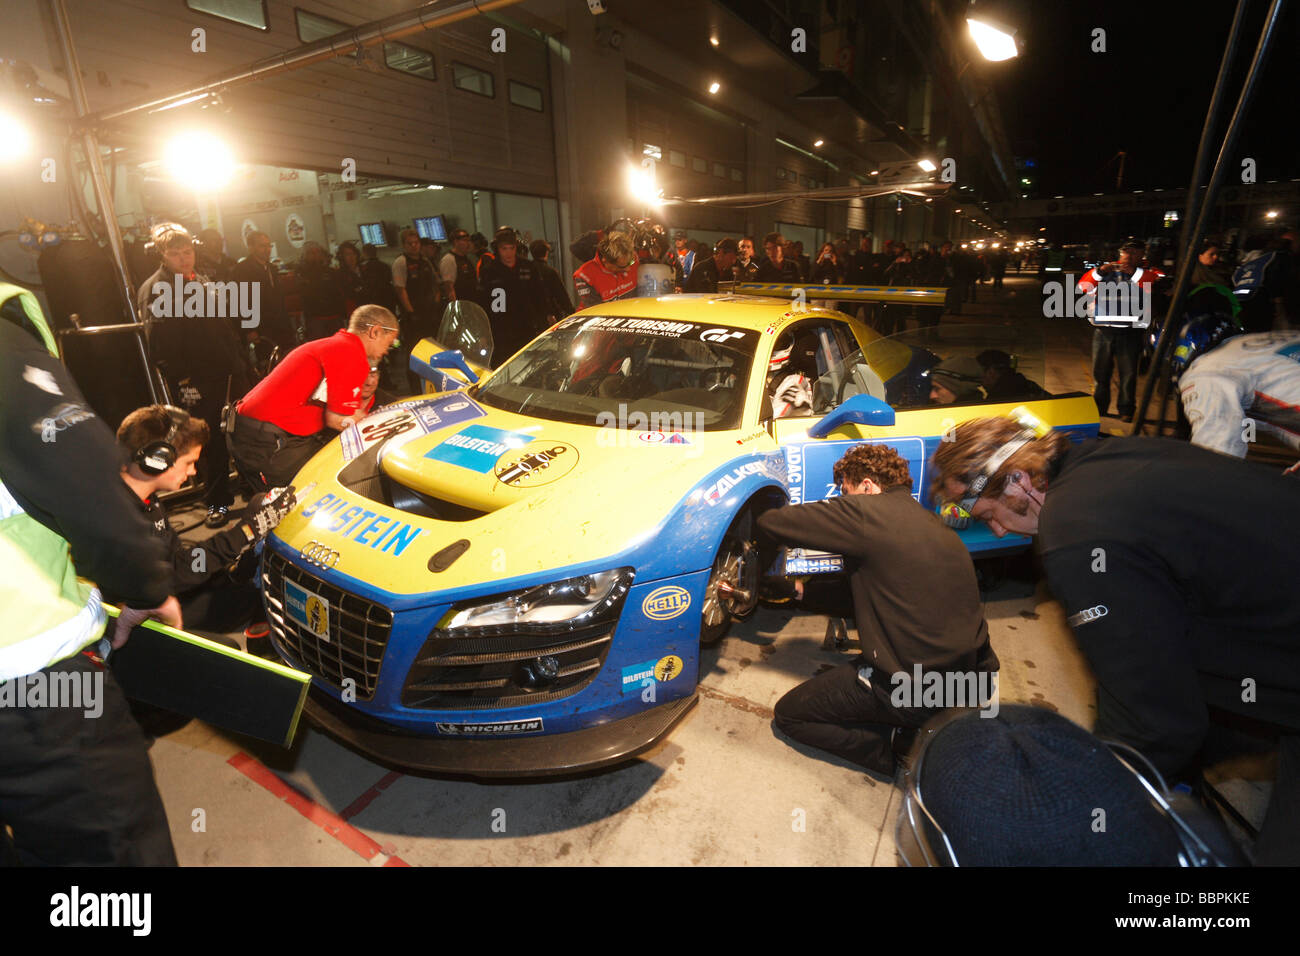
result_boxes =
[1170,310,1242,383]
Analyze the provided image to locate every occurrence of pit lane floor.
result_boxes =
[148,275,1275,865]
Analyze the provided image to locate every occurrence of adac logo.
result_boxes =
[495,441,578,488]
[642,585,691,620]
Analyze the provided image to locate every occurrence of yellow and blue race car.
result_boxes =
[262,295,1098,775]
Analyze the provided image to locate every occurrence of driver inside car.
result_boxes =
[767,332,821,419]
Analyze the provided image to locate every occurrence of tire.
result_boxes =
[699,512,760,646]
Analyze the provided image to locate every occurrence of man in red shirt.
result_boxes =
[573,230,638,310]
[229,304,399,489]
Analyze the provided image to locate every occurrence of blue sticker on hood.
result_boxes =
[424,424,534,473]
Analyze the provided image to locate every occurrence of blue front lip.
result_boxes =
[263,535,706,738]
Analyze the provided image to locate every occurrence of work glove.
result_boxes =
[245,485,297,540]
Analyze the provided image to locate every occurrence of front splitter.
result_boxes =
[302,688,698,778]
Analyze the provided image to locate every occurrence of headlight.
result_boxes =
[443,568,635,634]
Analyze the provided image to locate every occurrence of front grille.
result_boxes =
[262,550,393,699]
[402,622,614,710]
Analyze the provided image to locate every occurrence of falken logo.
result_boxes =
[642,585,691,620]
[1066,605,1109,627]
[704,462,767,505]
[435,719,544,736]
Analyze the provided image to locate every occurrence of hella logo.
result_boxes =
[642,585,692,620]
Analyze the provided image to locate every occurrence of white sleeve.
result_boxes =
[438,253,457,283]
[391,256,407,289]
[1179,367,1251,457]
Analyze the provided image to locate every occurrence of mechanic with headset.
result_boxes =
[573,230,639,311]
[756,443,998,777]
[115,405,297,657]
[930,409,1300,864]
[0,283,178,864]
[228,304,398,491]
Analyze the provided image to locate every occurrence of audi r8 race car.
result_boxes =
[262,296,1098,776]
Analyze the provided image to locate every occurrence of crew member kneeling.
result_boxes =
[229,305,398,490]
[115,406,297,655]
[756,444,998,777]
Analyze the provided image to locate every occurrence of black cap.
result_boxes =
[917,706,1186,866]
[714,237,738,255]
[976,349,1014,370]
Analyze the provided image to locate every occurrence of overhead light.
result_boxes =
[813,139,824,148]
[918,159,937,172]
[708,81,720,95]
[0,112,32,162]
[869,169,879,176]
[627,162,664,207]
[709,35,719,47]
[954,208,962,213]
[1266,210,1279,220]
[426,184,444,190]
[967,10,1019,61]
[163,130,235,190]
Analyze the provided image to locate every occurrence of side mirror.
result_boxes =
[807,393,895,438]
[410,348,479,393]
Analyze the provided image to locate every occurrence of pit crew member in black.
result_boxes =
[0,286,178,865]
[931,419,1300,864]
[756,444,997,776]
[114,405,296,653]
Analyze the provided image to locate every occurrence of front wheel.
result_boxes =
[699,514,760,646]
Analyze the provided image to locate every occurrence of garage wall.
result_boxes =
[59,0,557,195]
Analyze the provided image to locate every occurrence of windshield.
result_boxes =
[473,314,760,430]
[809,323,1053,412]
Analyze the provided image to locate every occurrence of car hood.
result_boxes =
[271,392,771,599]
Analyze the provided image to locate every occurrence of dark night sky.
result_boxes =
[984,0,1300,196]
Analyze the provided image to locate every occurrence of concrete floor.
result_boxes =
[146,275,1277,865]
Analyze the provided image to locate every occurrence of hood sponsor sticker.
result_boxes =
[299,492,425,555]
[621,654,685,695]
[284,579,330,641]
[435,718,545,736]
[424,424,533,473]
[495,442,579,487]
[341,395,487,462]
[638,431,691,445]
[642,585,691,620]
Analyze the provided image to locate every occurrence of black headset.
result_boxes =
[134,405,190,476]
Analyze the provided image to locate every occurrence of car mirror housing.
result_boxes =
[806,393,896,438]
[411,348,480,390]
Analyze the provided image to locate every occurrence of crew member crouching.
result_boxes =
[756,443,998,777]
[116,405,297,656]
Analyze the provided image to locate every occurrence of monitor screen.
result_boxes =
[414,215,447,242]
[359,222,386,246]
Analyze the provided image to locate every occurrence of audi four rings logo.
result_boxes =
[300,541,340,569]
[1066,605,1108,627]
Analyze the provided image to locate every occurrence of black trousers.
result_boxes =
[191,394,234,509]
[1092,327,1143,417]
[774,659,922,775]
[181,571,263,638]
[0,654,176,865]
[228,413,327,492]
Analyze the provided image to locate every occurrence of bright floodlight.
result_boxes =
[708,81,720,94]
[1266,210,1279,220]
[627,163,663,207]
[917,159,937,172]
[163,130,235,189]
[0,112,32,162]
[813,139,824,148]
[967,17,1018,61]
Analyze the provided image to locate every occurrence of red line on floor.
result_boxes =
[227,752,411,866]
[340,770,404,821]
